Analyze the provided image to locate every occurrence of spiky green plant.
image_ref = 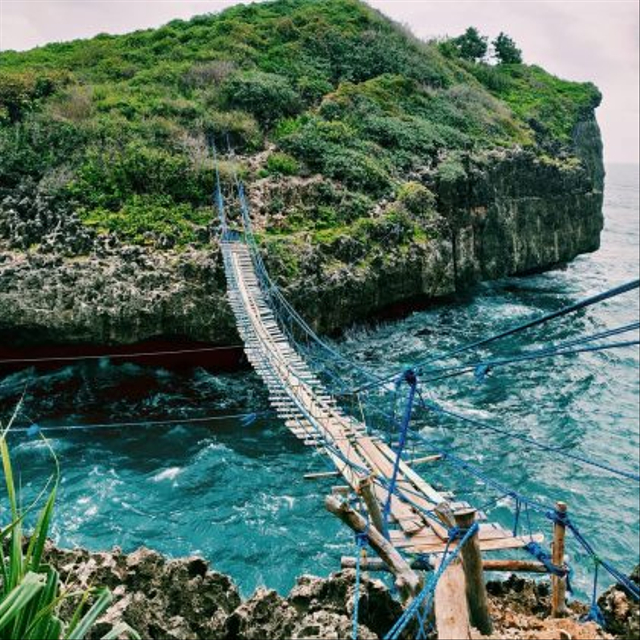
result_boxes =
[0,401,138,640]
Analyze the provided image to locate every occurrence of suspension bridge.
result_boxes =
[213,155,640,638]
[222,216,545,557]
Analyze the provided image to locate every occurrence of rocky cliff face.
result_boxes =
[0,125,604,347]
[442,149,604,287]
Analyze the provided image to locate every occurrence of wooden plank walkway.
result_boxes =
[222,240,541,555]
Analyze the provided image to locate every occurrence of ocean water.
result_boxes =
[1,163,638,598]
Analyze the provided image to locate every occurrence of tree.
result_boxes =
[493,32,523,64]
[454,27,488,62]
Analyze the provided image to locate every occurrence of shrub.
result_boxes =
[295,74,333,104]
[47,85,94,122]
[0,71,67,123]
[69,142,213,210]
[266,151,300,176]
[437,154,467,183]
[397,182,436,214]
[201,109,263,151]
[221,71,302,127]
[183,60,237,88]
[323,148,391,196]
[80,194,210,246]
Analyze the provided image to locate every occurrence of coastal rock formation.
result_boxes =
[598,564,640,640]
[0,0,605,347]
[43,544,630,640]
[45,545,401,639]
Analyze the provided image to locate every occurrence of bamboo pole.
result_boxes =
[551,501,569,617]
[406,454,443,466]
[324,494,421,602]
[357,475,385,534]
[304,470,340,480]
[454,508,493,636]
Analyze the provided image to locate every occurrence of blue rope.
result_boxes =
[523,541,573,589]
[382,370,418,539]
[583,560,606,626]
[210,141,227,237]
[354,279,640,393]
[418,399,640,482]
[352,532,368,640]
[419,323,640,385]
[12,411,273,436]
[547,511,640,602]
[384,523,479,640]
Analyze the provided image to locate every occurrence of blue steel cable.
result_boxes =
[418,322,640,385]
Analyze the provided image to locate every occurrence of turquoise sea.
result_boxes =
[1,163,638,598]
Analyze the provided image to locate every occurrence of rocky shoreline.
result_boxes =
[44,544,637,639]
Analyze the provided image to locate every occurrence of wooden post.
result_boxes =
[551,501,569,617]
[324,495,421,602]
[358,475,385,534]
[340,556,547,574]
[454,508,493,636]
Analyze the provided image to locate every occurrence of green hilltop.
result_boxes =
[0,0,601,248]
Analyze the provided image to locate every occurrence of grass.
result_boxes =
[0,403,139,640]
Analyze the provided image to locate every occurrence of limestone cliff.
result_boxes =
[0,139,603,345]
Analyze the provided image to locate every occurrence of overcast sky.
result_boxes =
[0,0,638,163]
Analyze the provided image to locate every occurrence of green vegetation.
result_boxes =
[493,32,522,65]
[265,151,300,176]
[449,27,488,62]
[0,0,600,248]
[397,181,436,214]
[0,408,138,639]
[467,64,601,144]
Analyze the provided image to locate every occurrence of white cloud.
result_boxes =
[1,0,638,162]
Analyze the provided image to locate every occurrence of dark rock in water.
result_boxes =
[598,564,640,639]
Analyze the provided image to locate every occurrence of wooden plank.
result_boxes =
[355,438,425,532]
[360,438,449,539]
[374,440,445,507]
[434,560,471,640]
[400,533,545,555]
[390,523,520,547]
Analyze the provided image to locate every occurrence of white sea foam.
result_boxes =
[152,467,182,482]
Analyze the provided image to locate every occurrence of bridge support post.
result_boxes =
[358,475,385,534]
[551,501,569,617]
[454,508,493,636]
[324,494,421,603]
